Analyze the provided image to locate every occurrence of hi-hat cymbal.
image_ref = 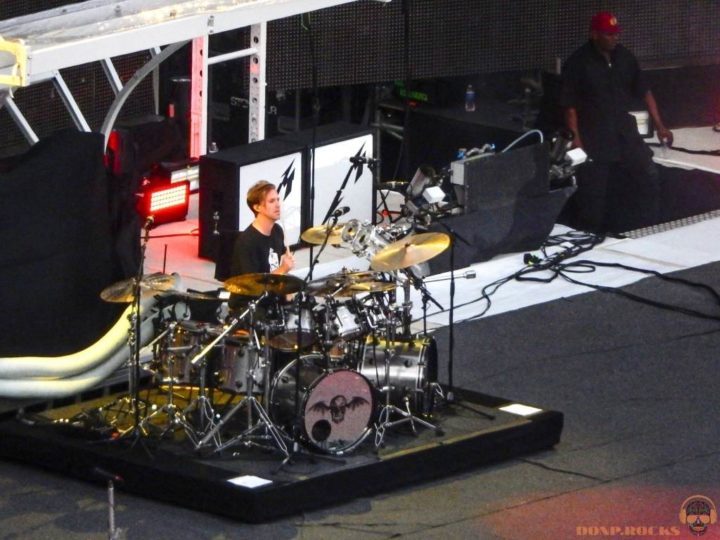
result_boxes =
[301,223,345,245]
[224,273,305,297]
[100,273,177,303]
[337,281,396,297]
[370,232,450,272]
[306,269,380,296]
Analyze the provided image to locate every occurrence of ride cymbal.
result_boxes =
[300,223,345,245]
[224,273,305,296]
[370,232,450,272]
[100,273,177,303]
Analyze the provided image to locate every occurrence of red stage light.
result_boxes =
[136,179,190,225]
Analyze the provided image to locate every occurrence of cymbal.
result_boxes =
[160,289,219,301]
[224,272,305,296]
[100,273,177,303]
[337,281,396,297]
[300,223,345,245]
[306,269,380,296]
[370,232,450,272]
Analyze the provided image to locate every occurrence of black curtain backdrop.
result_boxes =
[0,130,128,356]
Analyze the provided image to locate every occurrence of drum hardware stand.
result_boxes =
[304,212,342,286]
[195,298,289,458]
[138,321,196,439]
[399,268,443,339]
[431,221,471,404]
[103,217,157,442]
[373,310,441,450]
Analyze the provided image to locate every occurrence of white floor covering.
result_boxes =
[146,192,720,333]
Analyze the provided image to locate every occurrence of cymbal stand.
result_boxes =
[110,217,155,439]
[374,306,439,449]
[195,298,289,458]
[182,307,254,447]
[138,321,195,439]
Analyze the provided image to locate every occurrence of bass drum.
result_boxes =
[359,336,438,415]
[269,354,376,455]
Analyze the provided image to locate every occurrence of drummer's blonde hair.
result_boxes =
[246,180,276,216]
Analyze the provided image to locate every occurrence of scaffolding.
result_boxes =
[0,0,377,151]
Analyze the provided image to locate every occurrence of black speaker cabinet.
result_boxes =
[450,141,550,214]
[198,138,304,260]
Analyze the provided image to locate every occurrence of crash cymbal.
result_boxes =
[100,273,177,303]
[370,232,450,272]
[300,223,345,245]
[224,272,305,297]
[337,281,396,297]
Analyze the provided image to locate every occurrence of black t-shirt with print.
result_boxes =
[228,223,286,312]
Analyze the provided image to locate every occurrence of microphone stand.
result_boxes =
[304,214,340,285]
[432,220,471,404]
[400,267,443,339]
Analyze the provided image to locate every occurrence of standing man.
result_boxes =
[560,11,673,233]
[229,180,295,311]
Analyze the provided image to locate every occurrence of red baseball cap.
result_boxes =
[590,12,622,34]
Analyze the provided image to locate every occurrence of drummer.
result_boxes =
[228,180,295,317]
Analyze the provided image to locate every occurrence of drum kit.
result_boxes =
[99,222,451,460]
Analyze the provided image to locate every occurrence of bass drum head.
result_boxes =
[269,354,376,455]
[360,336,438,415]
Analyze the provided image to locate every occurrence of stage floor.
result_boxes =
[0,383,562,523]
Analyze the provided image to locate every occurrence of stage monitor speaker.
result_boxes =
[283,122,375,229]
[198,138,304,260]
[451,142,550,214]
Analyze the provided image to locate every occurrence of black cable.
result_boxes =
[647,142,720,156]
[554,260,720,322]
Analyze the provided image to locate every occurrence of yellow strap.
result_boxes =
[0,36,28,88]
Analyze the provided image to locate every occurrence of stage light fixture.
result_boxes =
[136,179,190,225]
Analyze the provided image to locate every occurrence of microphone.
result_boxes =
[331,206,350,218]
[349,156,378,166]
[143,215,155,231]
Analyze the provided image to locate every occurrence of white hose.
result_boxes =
[0,295,158,379]
[0,315,157,399]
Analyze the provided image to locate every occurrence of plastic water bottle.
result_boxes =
[464,84,476,112]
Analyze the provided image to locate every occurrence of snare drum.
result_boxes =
[269,354,376,455]
[359,336,438,415]
[269,305,316,352]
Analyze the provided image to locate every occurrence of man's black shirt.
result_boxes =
[228,223,285,311]
[560,41,649,161]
